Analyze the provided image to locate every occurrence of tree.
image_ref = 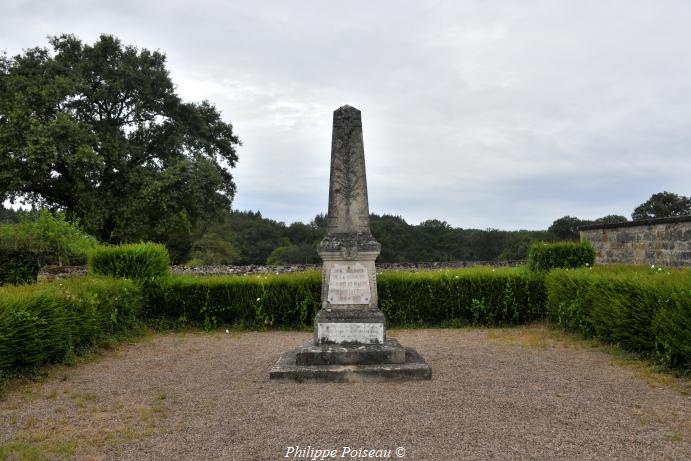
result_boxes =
[0,35,240,260]
[222,210,284,265]
[631,191,691,221]
[266,238,320,264]
[0,205,21,224]
[548,216,589,240]
[187,228,240,265]
[594,215,627,224]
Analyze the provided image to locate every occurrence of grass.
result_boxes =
[484,322,690,394]
[0,388,170,460]
[0,324,160,400]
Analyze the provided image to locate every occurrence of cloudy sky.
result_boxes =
[3,1,690,230]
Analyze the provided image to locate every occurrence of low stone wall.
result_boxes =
[171,260,523,276]
[38,260,524,280]
[579,216,691,267]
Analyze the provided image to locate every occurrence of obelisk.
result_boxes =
[315,105,386,344]
[269,105,431,382]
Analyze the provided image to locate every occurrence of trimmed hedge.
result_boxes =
[0,277,143,374]
[0,210,98,285]
[142,267,546,329]
[378,268,546,326]
[0,247,42,285]
[527,240,595,272]
[89,242,170,279]
[143,271,322,329]
[545,265,691,369]
[2,263,687,376]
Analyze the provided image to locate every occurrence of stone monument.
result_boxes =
[270,105,431,382]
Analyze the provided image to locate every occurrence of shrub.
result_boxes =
[0,277,142,374]
[378,267,546,326]
[143,271,321,329]
[0,210,98,284]
[0,247,42,285]
[89,242,170,279]
[546,265,691,369]
[142,267,546,329]
[0,209,97,266]
[527,240,595,272]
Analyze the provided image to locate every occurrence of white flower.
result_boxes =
[256,297,261,302]
[651,264,655,269]
[225,329,229,334]
[585,263,590,267]
[658,267,662,271]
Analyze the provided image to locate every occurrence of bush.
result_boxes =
[0,277,143,374]
[545,265,691,369]
[0,247,42,285]
[0,210,98,284]
[89,242,170,279]
[378,267,546,326]
[143,271,321,329]
[527,240,595,272]
[142,267,546,329]
[0,209,98,266]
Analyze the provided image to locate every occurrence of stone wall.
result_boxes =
[38,260,525,280]
[579,216,691,267]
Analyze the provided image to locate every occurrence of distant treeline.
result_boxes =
[5,190,689,266]
[0,207,557,265]
[174,210,558,265]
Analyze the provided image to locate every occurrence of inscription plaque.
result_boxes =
[327,262,371,304]
[317,322,384,344]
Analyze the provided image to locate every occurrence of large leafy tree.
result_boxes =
[0,34,240,259]
[631,191,691,220]
[548,216,588,240]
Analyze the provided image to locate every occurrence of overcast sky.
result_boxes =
[3,1,690,230]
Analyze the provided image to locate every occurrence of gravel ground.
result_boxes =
[1,327,689,460]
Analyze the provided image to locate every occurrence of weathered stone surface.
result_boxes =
[315,104,384,345]
[295,339,406,365]
[269,105,432,382]
[314,307,386,344]
[323,105,371,235]
[579,216,691,267]
[270,346,432,383]
[318,232,381,256]
[326,262,371,305]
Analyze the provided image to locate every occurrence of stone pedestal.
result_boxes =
[270,105,431,382]
[315,241,383,345]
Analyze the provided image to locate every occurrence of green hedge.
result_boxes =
[2,263,688,376]
[0,210,98,285]
[143,271,322,329]
[0,247,42,285]
[545,265,691,369]
[527,240,595,272]
[142,267,546,329]
[0,277,143,374]
[378,268,546,326]
[89,242,170,279]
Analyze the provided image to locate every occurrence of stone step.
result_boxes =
[270,343,432,383]
[295,339,406,366]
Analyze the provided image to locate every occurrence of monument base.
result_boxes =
[296,339,406,365]
[314,308,386,344]
[269,340,432,383]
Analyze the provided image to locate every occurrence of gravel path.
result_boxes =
[1,327,689,460]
